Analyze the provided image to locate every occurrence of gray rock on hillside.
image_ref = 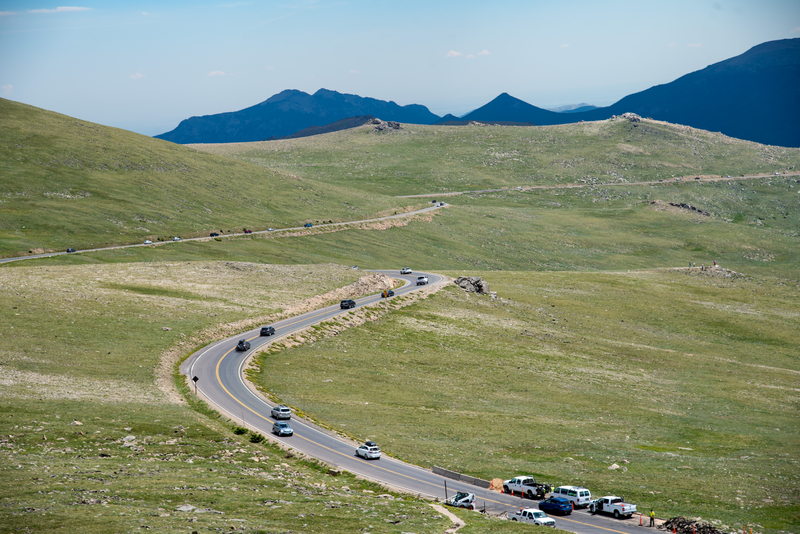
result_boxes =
[454,276,490,294]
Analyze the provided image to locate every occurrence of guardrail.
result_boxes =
[432,466,491,489]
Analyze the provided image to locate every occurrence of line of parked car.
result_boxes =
[500,475,637,521]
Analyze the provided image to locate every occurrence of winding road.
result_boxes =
[181,270,654,534]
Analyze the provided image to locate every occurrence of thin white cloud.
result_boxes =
[1,85,13,96]
[141,12,148,15]
[687,43,703,48]
[348,69,359,74]
[208,71,225,77]
[792,26,800,33]
[667,42,677,47]
[0,11,17,16]
[478,49,490,56]
[28,6,91,13]
[446,50,462,58]
[129,73,145,80]
[466,54,475,59]
[561,44,569,48]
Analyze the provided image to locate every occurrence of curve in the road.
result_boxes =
[181,270,648,534]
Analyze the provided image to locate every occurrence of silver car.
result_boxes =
[271,405,291,419]
[272,421,293,436]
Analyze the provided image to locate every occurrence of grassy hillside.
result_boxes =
[253,270,800,532]
[193,118,800,196]
[0,98,416,257]
[0,262,457,533]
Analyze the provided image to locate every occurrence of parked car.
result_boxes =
[355,443,381,459]
[272,421,293,436]
[268,228,275,232]
[210,232,219,237]
[510,508,556,527]
[400,267,412,274]
[431,200,438,204]
[539,497,572,515]
[381,289,395,298]
[694,177,700,180]
[416,276,428,285]
[304,223,313,228]
[235,339,251,351]
[172,236,181,241]
[271,405,291,419]
[66,248,76,253]
[260,326,275,336]
[553,486,591,508]
[340,299,356,309]
[775,172,781,175]
[444,492,475,509]
[244,229,252,234]
[589,496,637,519]
[143,240,152,244]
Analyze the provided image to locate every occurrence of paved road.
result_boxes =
[181,270,652,534]
[0,204,444,265]
[397,171,800,198]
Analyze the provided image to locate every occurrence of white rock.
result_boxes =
[608,463,620,470]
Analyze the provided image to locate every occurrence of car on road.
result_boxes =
[355,443,381,459]
[235,339,251,351]
[143,240,152,244]
[381,289,395,298]
[775,172,781,175]
[260,326,275,336]
[539,497,572,515]
[694,177,700,180]
[400,267,412,274]
[66,248,76,253]
[304,223,313,228]
[444,491,475,509]
[244,229,252,234]
[210,232,219,237]
[416,276,428,285]
[431,200,437,204]
[172,236,181,241]
[340,299,356,309]
[510,508,555,527]
[589,496,636,519]
[272,421,293,436]
[553,486,591,508]
[271,405,291,419]
[268,228,275,232]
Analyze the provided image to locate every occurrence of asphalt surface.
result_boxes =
[181,270,654,534]
[0,204,445,265]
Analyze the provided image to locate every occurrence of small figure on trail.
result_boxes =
[713,260,717,267]
[650,509,655,527]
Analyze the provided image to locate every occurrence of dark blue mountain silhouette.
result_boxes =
[155,89,440,144]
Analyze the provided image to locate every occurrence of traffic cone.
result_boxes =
[640,514,643,526]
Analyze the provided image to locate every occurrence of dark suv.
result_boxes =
[260,326,275,336]
[210,232,219,237]
[235,339,251,351]
[340,299,356,309]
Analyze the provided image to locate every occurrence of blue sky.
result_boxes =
[1,0,798,136]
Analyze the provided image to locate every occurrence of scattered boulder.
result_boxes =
[175,504,197,512]
[611,112,642,123]
[373,120,401,132]
[608,463,620,470]
[162,326,172,331]
[70,420,83,426]
[454,276,490,295]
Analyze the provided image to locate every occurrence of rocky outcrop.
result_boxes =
[372,119,401,132]
[454,276,490,294]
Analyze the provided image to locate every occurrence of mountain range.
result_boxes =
[157,38,800,147]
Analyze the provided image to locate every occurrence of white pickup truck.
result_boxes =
[509,508,556,527]
[588,496,637,519]
[503,476,552,499]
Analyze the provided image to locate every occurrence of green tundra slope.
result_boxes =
[0,98,415,257]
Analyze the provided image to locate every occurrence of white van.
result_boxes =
[553,486,592,508]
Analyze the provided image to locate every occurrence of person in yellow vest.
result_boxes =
[650,509,655,527]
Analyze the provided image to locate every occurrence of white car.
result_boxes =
[271,405,291,420]
[510,508,556,527]
[400,267,412,274]
[553,486,592,507]
[143,240,152,244]
[355,443,381,460]
[172,237,181,241]
[416,276,428,286]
